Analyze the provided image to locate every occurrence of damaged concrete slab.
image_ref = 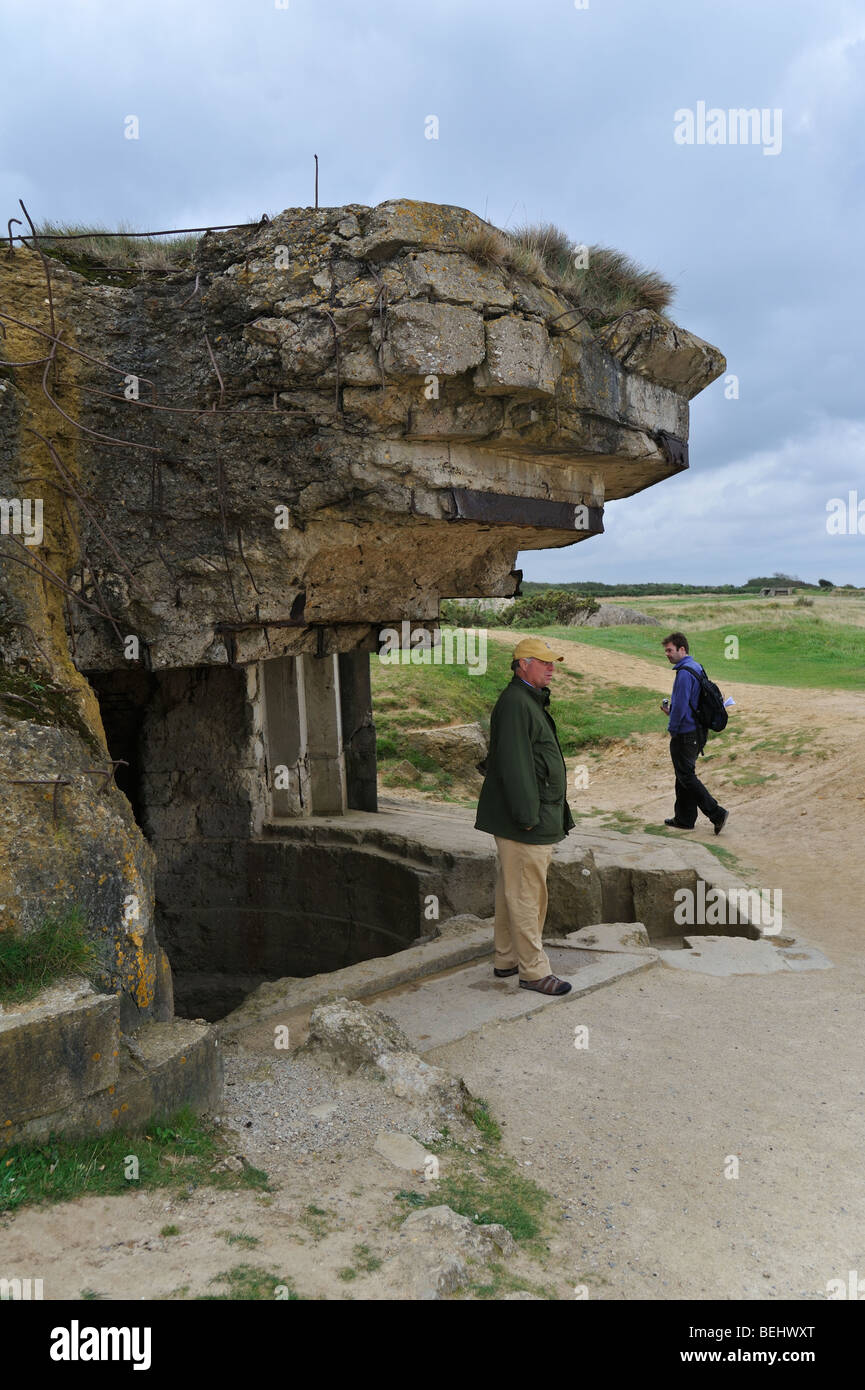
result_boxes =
[362,947,656,1052]
[659,934,833,977]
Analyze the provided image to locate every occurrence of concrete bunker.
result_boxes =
[1,197,729,1136]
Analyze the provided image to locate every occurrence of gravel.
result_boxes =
[216,1041,448,1160]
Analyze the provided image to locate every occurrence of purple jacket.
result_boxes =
[668,656,703,734]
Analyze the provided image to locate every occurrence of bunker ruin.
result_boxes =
[0,199,726,1137]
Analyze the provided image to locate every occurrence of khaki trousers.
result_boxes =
[493,836,555,981]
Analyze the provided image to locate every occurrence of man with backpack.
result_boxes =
[660,632,729,835]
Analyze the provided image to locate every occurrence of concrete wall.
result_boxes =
[91,651,394,1019]
[93,663,269,1017]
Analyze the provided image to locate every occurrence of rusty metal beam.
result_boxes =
[448,488,604,535]
[655,430,689,470]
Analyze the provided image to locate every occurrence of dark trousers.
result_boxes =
[669,732,723,827]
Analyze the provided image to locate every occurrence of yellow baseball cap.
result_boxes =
[512,637,564,662]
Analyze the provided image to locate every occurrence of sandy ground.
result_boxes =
[3,636,864,1300]
[428,635,865,1298]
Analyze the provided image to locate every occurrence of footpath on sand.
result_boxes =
[432,640,865,1298]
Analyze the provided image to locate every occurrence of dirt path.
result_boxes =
[426,633,865,1298]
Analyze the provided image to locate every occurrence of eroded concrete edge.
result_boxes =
[218,926,494,1037]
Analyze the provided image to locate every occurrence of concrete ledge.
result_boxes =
[0,981,120,1128]
[2,1018,222,1147]
[219,926,495,1037]
[547,922,658,956]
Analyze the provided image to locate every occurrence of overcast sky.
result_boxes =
[2,0,863,585]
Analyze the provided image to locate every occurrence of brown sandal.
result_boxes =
[519,974,572,996]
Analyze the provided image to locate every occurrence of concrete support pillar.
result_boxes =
[261,653,311,817]
[300,653,348,815]
[338,650,378,812]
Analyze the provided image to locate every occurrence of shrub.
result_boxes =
[503,589,599,627]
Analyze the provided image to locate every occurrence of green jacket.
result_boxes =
[475,676,575,845]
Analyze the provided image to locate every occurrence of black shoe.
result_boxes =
[494,966,519,978]
[664,818,695,829]
[519,974,572,996]
[713,810,729,835]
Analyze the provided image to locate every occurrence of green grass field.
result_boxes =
[529,620,865,691]
[370,599,861,800]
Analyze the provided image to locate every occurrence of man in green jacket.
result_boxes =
[475,636,575,996]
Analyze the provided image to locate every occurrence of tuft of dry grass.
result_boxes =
[461,217,675,326]
[462,224,510,268]
[34,221,201,271]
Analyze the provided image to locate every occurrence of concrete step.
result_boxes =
[0,980,120,1132]
[364,946,657,1053]
[2,1009,222,1148]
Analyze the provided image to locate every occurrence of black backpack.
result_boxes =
[685,662,728,748]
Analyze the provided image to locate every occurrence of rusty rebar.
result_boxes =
[2,619,54,666]
[40,338,163,454]
[0,310,158,398]
[26,426,140,591]
[148,457,163,540]
[75,380,286,417]
[64,591,78,660]
[18,200,56,342]
[177,272,200,308]
[7,776,71,826]
[1,535,124,625]
[1,692,42,711]
[595,308,643,339]
[58,496,127,647]
[78,547,127,647]
[11,220,265,243]
[215,456,242,620]
[83,760,128,793]
[237,527,262,595]
[369,268,389,389]
[0,310,291,416]
[203,332,226,409]
[321,308,342,412]
[547,305,592,331]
